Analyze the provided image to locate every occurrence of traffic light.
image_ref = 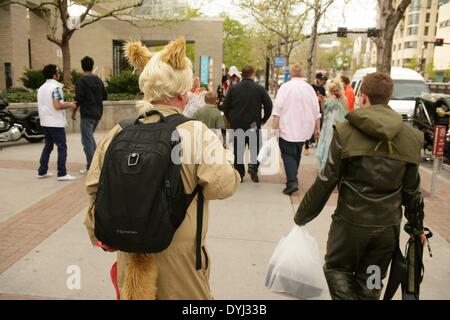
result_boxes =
[367,28,380,37]
[435,38,444,46]
[337,27,348,38]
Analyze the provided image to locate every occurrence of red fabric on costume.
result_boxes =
[110,261,120,300]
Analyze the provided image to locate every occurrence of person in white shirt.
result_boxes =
[37,64,77,181]
[272,64,321,195]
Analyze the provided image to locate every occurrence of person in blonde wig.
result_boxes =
[84,37,240,300]
[315,78,348,171]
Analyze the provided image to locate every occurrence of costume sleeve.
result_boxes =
[294,129,343,226]
[196,123,240,200]
[402,163,425,235]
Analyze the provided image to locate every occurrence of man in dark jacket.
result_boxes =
[222,65,273,182]
[295,72,427,300]
[72,56,107,174]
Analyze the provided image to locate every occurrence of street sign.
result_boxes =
[199,56,210,86]
[274,55,287,68]
[432,125,447,157]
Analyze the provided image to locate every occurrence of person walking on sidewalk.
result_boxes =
[304,72,327,156]
[315,79,348,171]
[222,65,273,183]
[85,38,240,300]
[272,64,321,195]
[341,75,355,112]
[72,56,107,175]
[193,91,225,137]
[37,64,77,181]
[295,72,427,300]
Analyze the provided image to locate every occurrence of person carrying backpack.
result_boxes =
[84,37,240,300]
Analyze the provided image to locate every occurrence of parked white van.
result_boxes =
[351,67,430,121]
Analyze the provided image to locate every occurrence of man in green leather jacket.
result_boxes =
[295,72,428,300]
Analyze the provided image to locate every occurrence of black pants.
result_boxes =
[279,138,304,188]
[324,215,398,300]
[233,128,260,179]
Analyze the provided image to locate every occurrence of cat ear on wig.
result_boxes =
[123,41,153,71]
[161,37,187,70]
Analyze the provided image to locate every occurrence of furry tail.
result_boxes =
[122,253,158,300]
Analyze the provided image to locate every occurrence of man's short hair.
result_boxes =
[81,56,94,72]
[316,72,327,81]
[241,65,255,79]
[341,75,350,85]
[360,72,393,105]
[42,64,58,79]
[204,91,218,105]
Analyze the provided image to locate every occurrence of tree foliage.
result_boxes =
[221,13,255,70]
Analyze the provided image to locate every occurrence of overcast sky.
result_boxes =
[188,0,378,32]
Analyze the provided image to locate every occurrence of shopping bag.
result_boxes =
[257,136,280,176]
[265,225,327,299]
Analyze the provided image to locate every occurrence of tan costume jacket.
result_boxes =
[85,104,240,299]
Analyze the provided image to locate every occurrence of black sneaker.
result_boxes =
[283,186,299,195]
[247,167,259,183]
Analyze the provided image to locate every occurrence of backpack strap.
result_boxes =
[119,117,138,129]
[185,185,204,270]
[195,187,204,270]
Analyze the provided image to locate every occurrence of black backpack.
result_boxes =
[94,110,204,269]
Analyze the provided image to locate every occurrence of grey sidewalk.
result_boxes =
[0,132,449,299]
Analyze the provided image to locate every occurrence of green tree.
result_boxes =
[425,59,436,81]
[405,56,420,71]
[221,13,254,70]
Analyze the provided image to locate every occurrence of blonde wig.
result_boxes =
[326,78,344,97]
[123,37,193,115]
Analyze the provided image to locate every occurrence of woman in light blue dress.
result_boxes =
[315,79,348,171]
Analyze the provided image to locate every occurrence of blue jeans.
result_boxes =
[279,138,304,188]
[80,118,99,170]
[38,127,67,177]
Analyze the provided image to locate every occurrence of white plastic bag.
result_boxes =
[257,136,280,176]
[265,225,327,299]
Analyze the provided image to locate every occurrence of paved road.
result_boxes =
[0,132,449,300]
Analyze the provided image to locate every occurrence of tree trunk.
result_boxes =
[307,9,320,83]
[61,37,72,87]
[376,0,412,74]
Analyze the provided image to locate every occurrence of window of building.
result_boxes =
[399,43,402,50]
[403,58,413,65]
[427,0,432,9]
[425,26,429,35]
[426,13,430,23]
[409,12,420,25]
[411,0,421,10]
[408,26,419,35]
[405,41,418,49]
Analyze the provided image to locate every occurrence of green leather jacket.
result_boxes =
[295,104,425,234]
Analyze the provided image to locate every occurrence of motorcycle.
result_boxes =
[0,98,45,143]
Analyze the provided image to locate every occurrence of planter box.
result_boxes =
[8,100,138,133]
